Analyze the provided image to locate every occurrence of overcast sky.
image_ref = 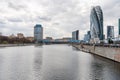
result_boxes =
[0,0,120,39]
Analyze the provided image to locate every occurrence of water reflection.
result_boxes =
[33,46,43,80]
[0,46,35,80]
[41,45,79,80]
[76,51,120,80]
[0,45,119,80]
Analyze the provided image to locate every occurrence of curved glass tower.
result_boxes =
[90,6,103,40]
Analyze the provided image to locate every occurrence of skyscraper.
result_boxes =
[119,19,120,35]
[34,24,43,43]
[90,6,104,40]
[107,26,114,39]
[72,30,79,40]
[84,31,91,42]
[87,31,91,41]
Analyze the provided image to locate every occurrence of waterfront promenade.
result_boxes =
[73,43,120,63]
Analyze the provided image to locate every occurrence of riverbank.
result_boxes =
[73,44,120,63]
[0,44,34,47]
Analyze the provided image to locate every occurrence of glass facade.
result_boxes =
[107,26,114,39]
[119,19,120,35]
[72,30,79,40]
[34,24,43,42]
[90,6,104,40]
[84,31,91,42]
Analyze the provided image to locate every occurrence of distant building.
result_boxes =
[72,30,79,40]
[62,37,72,42]
[43,37,53,43]
[0,32,2,36]
[55,38,64,42]
[17,33,24,38]
[34,24,43,43]
[63,37,72,40]
[107,26,114,39]
[103,34,105,40]
[84,31,91,42]
[54,37,72,43]
[119,19,120,35]
[9,34,16,39]
[84,34,88,42]
[26,37,34,42]
[46,37,53,40]
[87,31,91,41]
[90,6,104,40]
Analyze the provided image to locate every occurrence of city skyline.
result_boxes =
[0,0,120,39]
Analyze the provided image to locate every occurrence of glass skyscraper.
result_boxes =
[119,19,120,35]
[84,31,91,42]
[72,30,79,40]
[107,26,114,39]
[34,24,43,43]
[90,6,104,40]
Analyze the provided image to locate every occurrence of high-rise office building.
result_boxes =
[87,31,91,41]
[72,30,79,40]
[119,19,120,35]
[107,26,114,39]
[90,6,104,40]
[84,34,88,42]
[84,31,91,42]
[34,24,43,43]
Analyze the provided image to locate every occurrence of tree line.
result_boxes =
[0,36,34,44]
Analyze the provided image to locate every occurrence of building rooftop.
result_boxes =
[34,24,42,28]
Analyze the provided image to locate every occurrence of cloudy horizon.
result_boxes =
[0,0,120,39]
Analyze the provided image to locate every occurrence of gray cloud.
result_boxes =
[53,22,60,25]
[0,21,6,24]
[8,18,23,22]
[0,0,119,39]
[8,2,27,11]
[37,16,52,22]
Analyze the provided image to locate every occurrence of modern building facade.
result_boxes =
[84,31,91,42]
[87,31,91,41]
[90,6,104,40]
[119,19,120,35]
[107,26,114,39]
[34,24,43,43]
[72,30,79,40]
[84,34,88,42]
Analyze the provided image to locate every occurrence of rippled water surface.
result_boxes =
[0,44,120,80]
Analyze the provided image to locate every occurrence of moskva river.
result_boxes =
[0,44,119,80]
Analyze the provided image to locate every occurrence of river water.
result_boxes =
[0,44,119,80]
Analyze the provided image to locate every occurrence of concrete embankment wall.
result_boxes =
[73,44,120,63]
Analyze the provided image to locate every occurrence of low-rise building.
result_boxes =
[62,37,72,42]
[17,33,24,38]
[26,37,34,42]
[9,34,16,39]
[46,37,53,40]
